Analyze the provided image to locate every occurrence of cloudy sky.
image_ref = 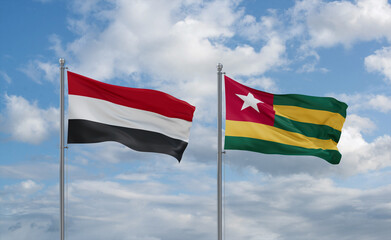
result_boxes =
[1,0,391,239]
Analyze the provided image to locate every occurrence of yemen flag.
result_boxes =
[224,76,347,164]
[67,71,195,161]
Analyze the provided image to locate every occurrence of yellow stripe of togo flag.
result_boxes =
[274,105,346,131]
[225,120,339,151]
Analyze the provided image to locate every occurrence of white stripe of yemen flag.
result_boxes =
[67,71,196,162]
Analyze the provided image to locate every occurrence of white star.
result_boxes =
[236,92,263,112]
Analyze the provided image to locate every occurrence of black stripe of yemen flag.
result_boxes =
[67,71,196,161]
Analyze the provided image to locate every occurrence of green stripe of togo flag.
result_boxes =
[273,115,342,142]
[224,136,342,164]
[274,94,348,118]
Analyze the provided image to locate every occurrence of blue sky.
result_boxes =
[1,0,391,239]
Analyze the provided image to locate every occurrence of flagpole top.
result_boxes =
[59,58,65,65]
[217,63,223,72]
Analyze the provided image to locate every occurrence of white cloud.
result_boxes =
[59,0,285,86]
[0,162,60,180]
[224,174,391,240]
[19,60,58,83]
[290,1,391,80]
[245,76,278,92]
[221,36,286,76]
[297,61,329,73]
[4,180,43,196]
[365,46,391,83]
[237,11,282,43]
[295,0,391,48]
[334,93,391,114]
[2,168,391,240]
[368,94,391,113]
[337,114,391,175]
[115,173,156,181]
[0,94,59,144]
[49,35,68,60]
[0,70,12,83]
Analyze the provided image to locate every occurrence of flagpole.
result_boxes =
[217,63,223,240]
[59,58,65,240]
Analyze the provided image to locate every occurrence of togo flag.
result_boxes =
[67,71,196,162]
[224,76,347,164]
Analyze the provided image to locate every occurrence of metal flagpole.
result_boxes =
[217,63,223,240]
[59,58,65,240]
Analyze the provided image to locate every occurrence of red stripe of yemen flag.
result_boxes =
[225,75,275,125]
[67,71,196,161]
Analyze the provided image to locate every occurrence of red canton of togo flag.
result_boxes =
[67,71,196,162]
[224,75,347,164]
